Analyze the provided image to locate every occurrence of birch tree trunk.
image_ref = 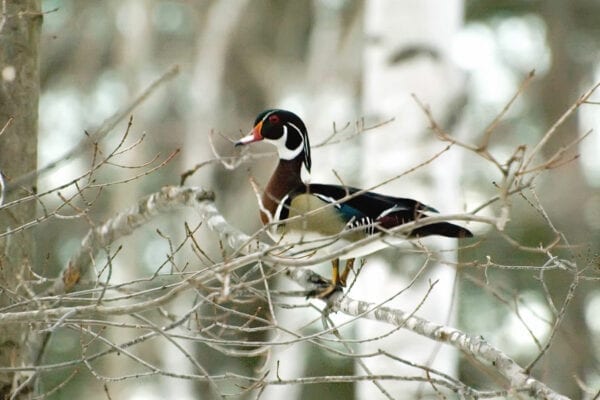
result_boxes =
[358,1,466,397]
[0,0,41,397]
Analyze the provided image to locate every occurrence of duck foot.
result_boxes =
[305,274,344,299]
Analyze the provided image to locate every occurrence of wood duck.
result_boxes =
[235,109,472,298]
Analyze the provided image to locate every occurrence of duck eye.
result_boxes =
[268,114,280,124]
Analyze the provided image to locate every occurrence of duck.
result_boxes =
[235,109,472,298]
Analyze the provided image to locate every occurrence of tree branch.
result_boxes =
[7,65,180,193]
[195,189,568,400]
[51,186,214,295]
[30,186,569,399]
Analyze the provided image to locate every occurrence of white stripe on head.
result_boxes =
[289,121,311,171]
[261,110,276,122]
[288,122,309,157]
[265,124,304,161]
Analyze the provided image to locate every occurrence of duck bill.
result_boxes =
[234,120,263,146]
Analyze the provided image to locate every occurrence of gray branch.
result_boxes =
[46,185,569,400]
[287,270,569,400]
[51,186,214,295]
[194,188,570,400]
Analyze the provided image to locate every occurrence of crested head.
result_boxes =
[235,109,311,172]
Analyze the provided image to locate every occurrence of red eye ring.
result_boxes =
[268,114,280,124]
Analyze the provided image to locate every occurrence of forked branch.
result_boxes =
[125,186,566,400]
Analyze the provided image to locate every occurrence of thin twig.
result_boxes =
[523,81,600,170]
[6,65,180,192]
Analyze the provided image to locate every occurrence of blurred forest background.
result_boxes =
[1,0,599,399]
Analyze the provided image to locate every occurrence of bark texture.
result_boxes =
[0,0,41,397]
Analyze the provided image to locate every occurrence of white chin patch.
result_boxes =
[266,125,304,161]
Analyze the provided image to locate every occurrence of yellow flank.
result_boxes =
[282,194,364,241]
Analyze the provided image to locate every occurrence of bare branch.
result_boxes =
[51,186,214,295]
[0,115,13,137]
[6,65,180,192]
[479,70,536,150]
[196,189,568,399]
[523,81,600,170]
[329,288,569,400]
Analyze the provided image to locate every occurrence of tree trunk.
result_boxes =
[0,0,41,397]
[358,0,466,397]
